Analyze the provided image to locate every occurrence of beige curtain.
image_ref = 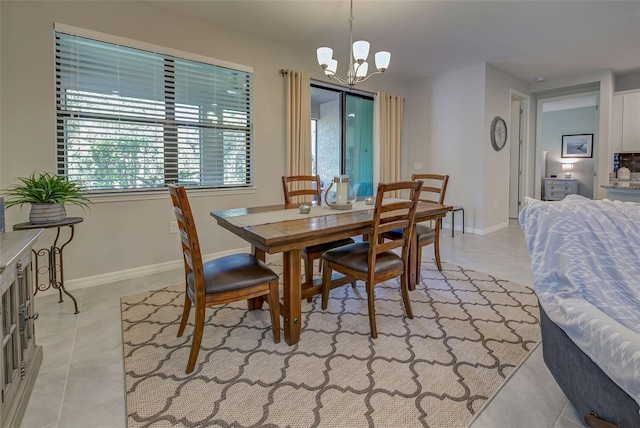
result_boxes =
[284,70,312,177]
[378,91,404,197]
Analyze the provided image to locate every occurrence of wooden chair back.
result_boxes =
[369,181,423,270]
[282,175,322,205]
[411,174,449,204]
[168,185,205,301]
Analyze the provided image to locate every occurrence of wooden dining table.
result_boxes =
[211,200,452,345]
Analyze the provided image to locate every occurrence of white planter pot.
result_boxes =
[29,203,66,224]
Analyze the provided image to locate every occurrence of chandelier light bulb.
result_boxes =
[352,40,370,62]
[356,62,368,78]
[317,47,333,66]
[375,51,391,71]
[326,59,338,75]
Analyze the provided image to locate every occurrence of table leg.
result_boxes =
[282,249,301,345]
[55,226,80,313]
[32,225,80,314]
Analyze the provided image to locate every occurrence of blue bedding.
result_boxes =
[519,195,640,407]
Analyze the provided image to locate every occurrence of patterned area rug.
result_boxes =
[121,261,540,428]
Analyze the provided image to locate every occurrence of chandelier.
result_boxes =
[316,0,390,87]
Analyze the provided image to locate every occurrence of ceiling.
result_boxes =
[147,0,640,85]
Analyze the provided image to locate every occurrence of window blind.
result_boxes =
[55,31,253,192]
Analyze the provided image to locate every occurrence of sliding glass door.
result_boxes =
[345,94,374,197]
[311,85,374,198]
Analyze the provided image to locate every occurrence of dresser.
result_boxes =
[0,229,43,428]
[544,178,578,201]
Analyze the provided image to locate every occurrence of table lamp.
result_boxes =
[562,163,573,178]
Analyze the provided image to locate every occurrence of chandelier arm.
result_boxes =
[324,70,349,86]
[352,70,383,84]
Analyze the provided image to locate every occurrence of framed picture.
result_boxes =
[561,134,593,158]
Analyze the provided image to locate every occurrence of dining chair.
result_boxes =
[168,184,280,374]
[320,180,423,338]
[281,175,356,286]
[382,173,449,272]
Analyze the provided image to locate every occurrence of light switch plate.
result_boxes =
[413,162,422,170]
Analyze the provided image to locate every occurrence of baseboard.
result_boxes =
[63,246,255,290]
[481,221,509,235]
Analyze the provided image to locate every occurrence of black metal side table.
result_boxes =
[13,217,83,314]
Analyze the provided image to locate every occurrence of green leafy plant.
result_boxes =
[2,171,91,209]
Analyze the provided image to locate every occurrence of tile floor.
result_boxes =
[20,219,588,428]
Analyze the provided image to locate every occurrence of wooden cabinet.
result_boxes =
[544,178,578,201]
[0,230,42,428]
[613,91,640,152]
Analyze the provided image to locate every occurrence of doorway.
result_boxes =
[509,91,529,219]
[535,92,599,199]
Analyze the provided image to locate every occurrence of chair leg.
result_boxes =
[366,280,378,339]
[177,294,192,337]
[186,303,205,374]
[304,255,314,303]
[434,220,443,271]
[267,280,281,343]
[400,273,414,319]
[304,254,314,285]
[321,260,332,310]
[416,240,424,280]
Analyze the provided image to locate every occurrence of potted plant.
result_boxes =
[2,171,91,224]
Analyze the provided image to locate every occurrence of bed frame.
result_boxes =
[540,307,640,428]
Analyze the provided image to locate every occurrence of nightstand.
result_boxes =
[544,178,578,201]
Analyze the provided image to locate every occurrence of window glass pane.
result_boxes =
[55,32,253,192]
[311,87,341,190]
[345,95,374,197]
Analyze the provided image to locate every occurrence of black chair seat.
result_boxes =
[187,253,279,296]
[416,224,436,243]
[384,224,436,244]
[302,238,355,255]
[322,241,403,274]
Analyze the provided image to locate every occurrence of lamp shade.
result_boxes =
[325,59,338,75]
[562,163,573,171]
[317,47,333,66]
[375,51,391,71]
[352,40,370,62]
[356,62,368,78]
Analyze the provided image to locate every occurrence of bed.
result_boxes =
[519,195,640,428]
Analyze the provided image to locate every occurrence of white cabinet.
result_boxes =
[613,91,640,152]
[0,230,42,428]
[544,178,578,201]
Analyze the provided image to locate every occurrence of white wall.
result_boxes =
[483,65,530,230]
[0,1,410,286]
[0,3,3,194]
[406,63,530,234]
[407,64,485,232]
